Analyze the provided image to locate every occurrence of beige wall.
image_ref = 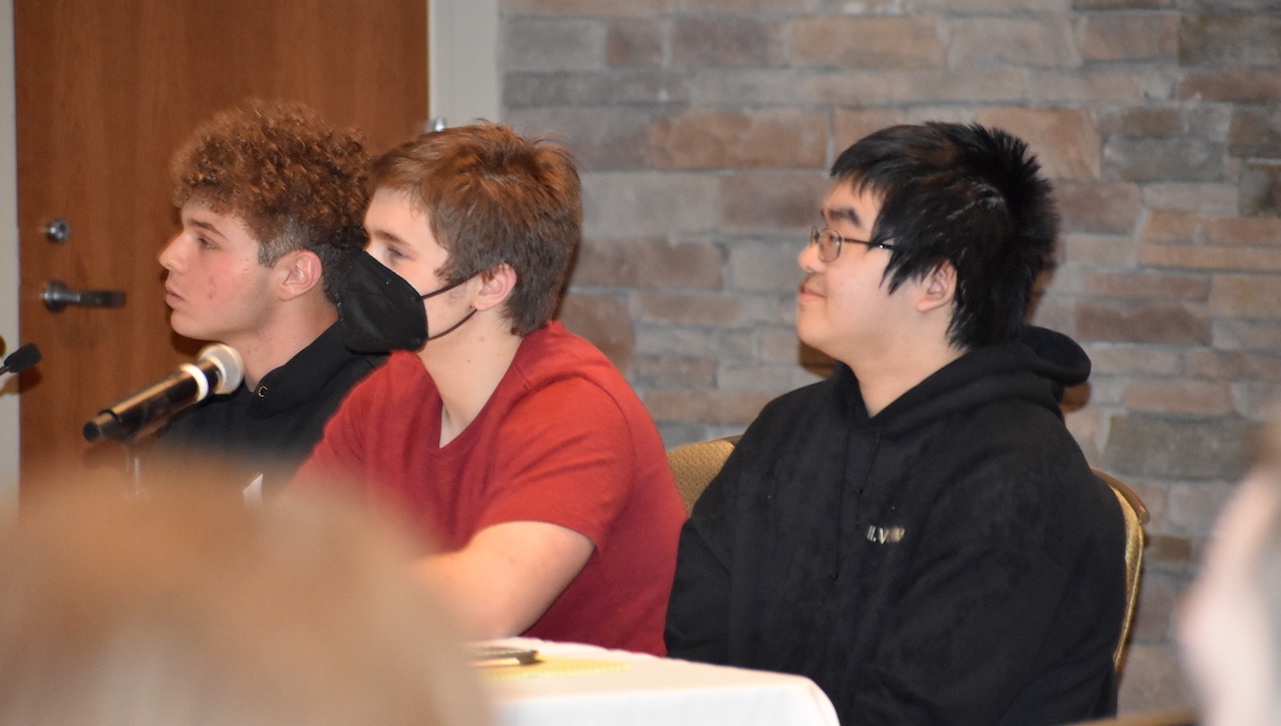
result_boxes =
[431,0,502,125]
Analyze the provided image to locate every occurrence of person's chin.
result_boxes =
[168,315,211,343]
[794,322,821,352]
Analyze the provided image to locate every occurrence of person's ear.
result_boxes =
[277,250,324,301]
[472,263,517,312]
[916,261,956,313]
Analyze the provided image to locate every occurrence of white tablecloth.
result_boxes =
[482,638,840,726]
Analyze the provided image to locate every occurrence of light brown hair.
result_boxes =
[369,122,581,335]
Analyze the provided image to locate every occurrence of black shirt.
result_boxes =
[160,323,383,494]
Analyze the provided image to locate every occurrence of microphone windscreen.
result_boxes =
[197,344,244,395]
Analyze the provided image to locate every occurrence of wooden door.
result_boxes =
[15,0,427,497]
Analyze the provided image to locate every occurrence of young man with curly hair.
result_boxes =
[295,123,686,655]
[666,122,1126,724]
[158,100,382,493]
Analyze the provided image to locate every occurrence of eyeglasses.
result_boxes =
[809,226,896,262]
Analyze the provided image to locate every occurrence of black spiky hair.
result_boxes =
[831,121,1059,350]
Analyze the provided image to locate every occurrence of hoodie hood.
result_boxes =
[835,325,1090,439]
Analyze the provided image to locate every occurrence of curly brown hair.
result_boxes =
[369,122,581,336]
[170,99,370,304]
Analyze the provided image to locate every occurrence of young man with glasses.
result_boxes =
[667,122,1126,725]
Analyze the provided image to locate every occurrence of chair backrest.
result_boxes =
[665,439,1149,674]
[666,435,740,514]
[1091,468,1149,673]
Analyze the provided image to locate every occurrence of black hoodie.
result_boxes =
[667,326,1125,726]
[159,323,384,493]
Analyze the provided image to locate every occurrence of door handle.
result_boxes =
[42,280,126,312]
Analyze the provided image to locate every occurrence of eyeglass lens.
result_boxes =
[810,227,840,262]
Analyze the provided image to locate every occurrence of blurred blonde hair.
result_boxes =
[0,467,492,726]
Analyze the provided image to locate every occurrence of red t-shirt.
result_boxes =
[296,322,685,655]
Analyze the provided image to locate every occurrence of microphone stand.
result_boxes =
[123,441,146,497]
[113,423,166,497]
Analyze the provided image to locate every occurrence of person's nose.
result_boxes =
[158,235,184,272]
[798,238,824,274]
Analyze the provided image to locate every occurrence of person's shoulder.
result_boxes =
[709,376,839,476]
[525,321,610,362]
[948,395,1076,454]
[927,402,1109,523]
[514,322,631,389]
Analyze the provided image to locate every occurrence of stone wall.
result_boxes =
[499,0,1281,715]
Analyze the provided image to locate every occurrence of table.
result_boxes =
[480,638,840,726]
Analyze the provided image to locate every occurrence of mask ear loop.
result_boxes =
[419,276,469,300]
[419,276,478,341]
[426,307,477,341]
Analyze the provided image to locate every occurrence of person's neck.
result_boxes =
[418,313,524,446]
[849,337,966,418]
[227,302,338,390]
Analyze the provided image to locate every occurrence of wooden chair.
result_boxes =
[666,435,740,514]
[666,438,1149,673]
[1092,468,1150,672]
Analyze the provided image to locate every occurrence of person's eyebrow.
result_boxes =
[822,206,862,227]
[186,217,226,239]
[367,228,407,246]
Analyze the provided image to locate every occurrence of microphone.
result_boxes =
[83,343,244,442]
[0,343,41,376]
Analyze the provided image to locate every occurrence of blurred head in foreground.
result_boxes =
[0,470,491,726]
[1180,426,1281,726]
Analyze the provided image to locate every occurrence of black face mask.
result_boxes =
[338,251,475,353]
